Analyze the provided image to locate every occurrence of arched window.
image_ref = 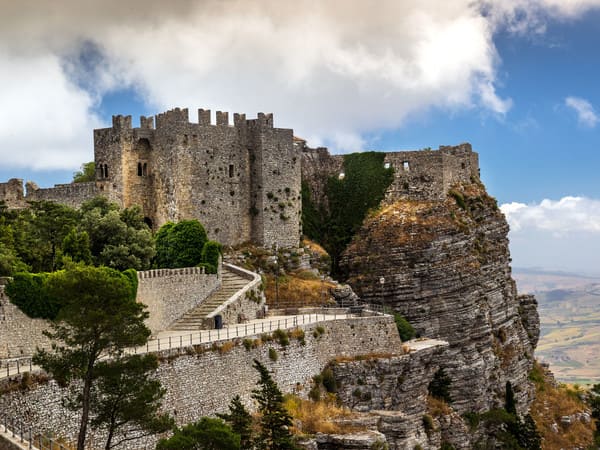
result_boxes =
[137,162,142,176]
[143,163,148,176]
[103,164,109,178]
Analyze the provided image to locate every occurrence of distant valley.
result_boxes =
[514,268,600,385]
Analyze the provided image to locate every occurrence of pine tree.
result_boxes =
[217,395,253,448]
[251,359,296,450]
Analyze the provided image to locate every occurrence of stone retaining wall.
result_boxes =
[0,315,401,449]
[137,266,221,335]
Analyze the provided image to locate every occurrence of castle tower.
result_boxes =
[248,113,301,248]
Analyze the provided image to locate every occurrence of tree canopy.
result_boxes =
[33,264,151,450]
[73,162,96,183]
[156,417,240,450]
[0,196,155,274]
[155,219,220,272]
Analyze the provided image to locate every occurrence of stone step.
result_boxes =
[168,268,252,330]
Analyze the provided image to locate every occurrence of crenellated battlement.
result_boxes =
[112,114,132,130]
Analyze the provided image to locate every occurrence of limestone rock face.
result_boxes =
[340,182,538,415]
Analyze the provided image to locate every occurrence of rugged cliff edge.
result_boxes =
[340,181,539,417]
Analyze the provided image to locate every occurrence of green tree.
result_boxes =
[155,220,208,269]
[252,359,296,450]
[156,417,240,450]
[0,243,28,276]
[80,199,155,270]
[33,265,149,450]
[28,201,79,271]
[217,395,253,448]
[301,152,394,276]
[73,162,96,183]
[91,354,174,449]
[200,240,222,273]
[428,368,452,403]
[62,229,92,265]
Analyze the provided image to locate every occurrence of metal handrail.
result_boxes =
[1,303,387,380]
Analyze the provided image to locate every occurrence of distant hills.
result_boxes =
[514,268,600,385]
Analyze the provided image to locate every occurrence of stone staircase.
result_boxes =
[168,268,250,331]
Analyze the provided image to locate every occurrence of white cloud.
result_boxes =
[1,0,600,170]
[565,96,599,127]
[501,196,600,273]
[0,52,102,170]
[501,196,600,233]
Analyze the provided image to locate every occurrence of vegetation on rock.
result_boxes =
[302,151,394,276]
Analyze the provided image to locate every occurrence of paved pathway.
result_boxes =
[0,311,355,380]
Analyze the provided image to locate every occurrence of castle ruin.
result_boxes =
[0,107,479,248]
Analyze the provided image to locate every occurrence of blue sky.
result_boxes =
[1,1,599,274]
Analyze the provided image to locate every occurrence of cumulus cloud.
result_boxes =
[501,196,600,234]
[501,196,600,274]
[565,96,599,127]
[0,0,599,170]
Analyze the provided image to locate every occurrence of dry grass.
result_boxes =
[264,272,336,308]
[301,238,328,257]
[427,395,453,417]
[529,362,596,449]
[284,394,360,435]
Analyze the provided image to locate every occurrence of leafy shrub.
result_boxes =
[5,272,60,319]
[201,240,222,271]
[268,347,278,361]
[449,190,467,210]
[321,367,337,393]
[273,329,290,347]
[393,313,416,342]
[463,412,480,431]
[422,414,434,433]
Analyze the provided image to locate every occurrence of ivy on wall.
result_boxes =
[302,152,394,276]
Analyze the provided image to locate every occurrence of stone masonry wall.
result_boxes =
[300,143,479,206]
[25,181,99,209]
[91,108,301,248]
[0,265,223,359]
[135,266,221,335]
[0,315,401,449]
[0,179,25,209]
[0,283,52,359]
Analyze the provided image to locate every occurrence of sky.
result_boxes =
[0,0,599,275]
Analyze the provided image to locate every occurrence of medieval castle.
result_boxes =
[0,107,479,248]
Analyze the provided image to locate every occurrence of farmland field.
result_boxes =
[514,268,600,386]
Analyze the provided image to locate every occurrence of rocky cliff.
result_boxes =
[339,181,539,418]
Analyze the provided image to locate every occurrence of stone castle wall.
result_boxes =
[25,181,99,209]
[94,108,301,248]
[0,179,26,209]
[0,315,402,449]
[300,142,479,205]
